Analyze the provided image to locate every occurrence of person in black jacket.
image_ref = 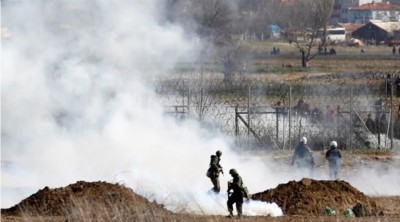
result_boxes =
[291,137,314,178]
[325,141,342,179]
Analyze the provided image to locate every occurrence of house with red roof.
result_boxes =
[348,1,400,23]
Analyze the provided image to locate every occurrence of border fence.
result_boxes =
[154,73,400,151]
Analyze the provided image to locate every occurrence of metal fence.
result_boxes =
[153,73,399,150]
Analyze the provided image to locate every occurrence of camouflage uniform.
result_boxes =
[292,138,314,177]
[208,152,222,193]
[227,169,244,218]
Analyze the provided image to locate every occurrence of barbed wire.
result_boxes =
[152,74,400,150]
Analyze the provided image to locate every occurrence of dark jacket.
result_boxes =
[325,146,341,161]
[292,142,314,166]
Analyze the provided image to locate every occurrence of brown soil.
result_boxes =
[251,178,381,216]
[2,179,398,222]
[1,181,172,221]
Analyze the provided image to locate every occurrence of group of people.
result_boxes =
[291,137,341,180]
[270,46,280,56]
[292,99,336,127]
[206,150,246,218]
[386,75,400,97]
[392,45,400,55]
[206,139,342,218]
[365,112,388,134]
[318,45,336,55]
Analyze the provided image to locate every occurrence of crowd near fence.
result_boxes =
[153,73,400,151]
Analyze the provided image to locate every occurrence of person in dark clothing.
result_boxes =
[227,168,245,218]
[379,114,388,134]
[395,76,400,97]
[325,141,342,179]
[206,150,223,193]
[387,75,392,97]
[311,106,323,123]
[374,98,384,123]
[393,46,396,55]
[325,105,335,128]
[291,137,314,178]
[366,113,376,133]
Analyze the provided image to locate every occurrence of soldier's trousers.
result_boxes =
[210,175,220,193]
[227,192,243,216]
[328,159,341,179]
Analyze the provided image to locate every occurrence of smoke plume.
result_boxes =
[1,0,283,216]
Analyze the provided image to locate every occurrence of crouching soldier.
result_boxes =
[227,168,246,218]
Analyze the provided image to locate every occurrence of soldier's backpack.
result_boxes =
[242,186,250,199]
[206,168,212,178]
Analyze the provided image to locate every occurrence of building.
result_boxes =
[348,2,400,23]
[351,20,400,43]
[331,0,383,24]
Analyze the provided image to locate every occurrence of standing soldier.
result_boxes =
[227,169,245,218]
[206,150,223,193]
[325,141,342,179]
[291,137,314,177]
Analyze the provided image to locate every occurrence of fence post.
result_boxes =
[337,105,341,146]
[350,83,353,150]
[276,105,279,143]
[187,84,190,118]
[390,76,394,150]
[248,85,251,139]
[289,84,292,150]
[235,106,239,137]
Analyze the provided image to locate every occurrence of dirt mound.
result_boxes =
[1,181,171,220]
[251,178,382,216]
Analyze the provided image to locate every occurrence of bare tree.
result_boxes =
[280,0,334,68]
[193,0,249,83]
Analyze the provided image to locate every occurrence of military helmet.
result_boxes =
[216,150,222,157]
[300,137,307,144]
[330,141,337,148]
[229,168,238,175]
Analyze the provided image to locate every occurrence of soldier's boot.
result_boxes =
[237,205,243,218]
[226,210,234,218]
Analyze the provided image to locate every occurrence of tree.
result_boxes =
[193,0,247,83]
[164,0,250,83]
[280,0,334,68]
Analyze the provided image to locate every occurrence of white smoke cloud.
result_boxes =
[1,0,282,216]
[2,0,399,217]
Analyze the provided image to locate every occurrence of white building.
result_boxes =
[348,2,400,23]
[331,0,384,24]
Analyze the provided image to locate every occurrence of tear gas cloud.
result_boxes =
[1,0,283,216]
[1,0,399,216]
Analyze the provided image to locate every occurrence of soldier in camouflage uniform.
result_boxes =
[227,168,244,218]
[207,150,223,193]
